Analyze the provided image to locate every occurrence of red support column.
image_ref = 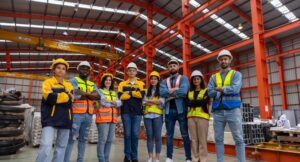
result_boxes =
[272,39,287,110]
[145,4,155,87]
[122,31,131,80]
[109,45,117,76]
[97,59,104,85]
[90,58,95,81]
[6,48,11,71]
[181,0,191,77]
[251,0,272,119]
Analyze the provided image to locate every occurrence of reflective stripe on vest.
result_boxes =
[96,89,118,123]
[73,77,95,114]
[212,70,241,110]
[166,75,182,90]
[144,95,163,115]
[187,89,209,120]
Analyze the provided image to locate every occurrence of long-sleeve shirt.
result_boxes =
[160,73,189,115]
[98,88,122,108]
[207,68,242,100]
[143,88,165,119]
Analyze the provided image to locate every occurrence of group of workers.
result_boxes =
[35,49,245,162]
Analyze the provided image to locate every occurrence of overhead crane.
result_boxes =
[0,29,120,61]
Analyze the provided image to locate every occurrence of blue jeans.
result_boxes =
[36,126,70,162]
[64,114,93,162]
[121,114,142,160]
[144,116,163,154]
[213,108,245,162]
[97,123,115,162]
[165,108,191,160]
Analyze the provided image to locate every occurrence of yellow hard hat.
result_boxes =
[150,71,160,80]
[101,73,114,83]
[50,58,69,70]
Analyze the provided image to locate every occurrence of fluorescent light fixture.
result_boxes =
[190,0,250,40]
[0,22,119,34]
[30,0,138,15]
[269,0,299,22]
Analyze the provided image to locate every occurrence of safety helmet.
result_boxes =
[190,70,203,78]
[150,71,160,80]
[77,61,91,70]
[100,73,114,83]
[217,49,233,61]
[50,58,69,70]
[126,62,138,70]
[167,59,179,66]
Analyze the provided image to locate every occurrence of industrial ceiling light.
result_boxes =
[238,23,243,30]
[62,31,68,36]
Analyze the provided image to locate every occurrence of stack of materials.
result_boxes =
[0,88,28,155]
[241,103,265,145]
[30,112,42,147]
[88,115,98,144]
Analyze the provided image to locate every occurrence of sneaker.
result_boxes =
[147,158,152,162]
[165,158,173,162]
[154,160,160,162]
[186,160,192,162]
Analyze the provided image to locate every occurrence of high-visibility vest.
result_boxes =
[212,70,241,110]
[166,75,182,90]
[96,89,118,123]
[144,93,163,115]
[187,89,210,120]
[72,77,95,114]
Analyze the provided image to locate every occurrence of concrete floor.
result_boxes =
[0,138,253,162]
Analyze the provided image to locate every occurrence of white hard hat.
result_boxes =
[190,70,203,78]
[126,62,138,70]
[168,59,179,65]
[217,49,233,61]
[77,61,91,70]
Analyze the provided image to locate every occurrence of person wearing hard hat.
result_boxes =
[207,49,245,162]
[64,61,100,162]
[186,70,210,162]
[96,73,122,162]
[160,59,191,162]
[118,62,145,162]
[36,58,74,162]
[143,71,165,162]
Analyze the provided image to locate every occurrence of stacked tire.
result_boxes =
[0,89,27,155]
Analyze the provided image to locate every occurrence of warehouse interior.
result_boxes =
[0,0,300,161]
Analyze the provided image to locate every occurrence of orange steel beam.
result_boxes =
[108,0,224,70]
[109,45,117,76]
[0,11,145,35]
[189,20,300,65]
[251,0,271,119]
[181,0,191,76]
[122,32,131,80]
[145,4,155,87]
[113,0,177,21]
[27,80,33,103]
[90,58,95,81]
[6,48,10,71]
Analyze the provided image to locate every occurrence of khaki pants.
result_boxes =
[188,117,209,162]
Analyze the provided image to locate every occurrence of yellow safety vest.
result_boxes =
[96,89,118,123]
[187,88,209,120]
[72,77,95,114]
[144,95,163,115]
[212,70,241,110]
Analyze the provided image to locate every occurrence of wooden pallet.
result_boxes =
[270,127,300,143]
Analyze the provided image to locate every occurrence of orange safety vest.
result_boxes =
[166,75,182,89]
[72,77,95,114]
[96,89,118,123]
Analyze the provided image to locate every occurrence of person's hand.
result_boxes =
[144,98,149,102]
[215,87,224,93]
[169,87,178,94]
